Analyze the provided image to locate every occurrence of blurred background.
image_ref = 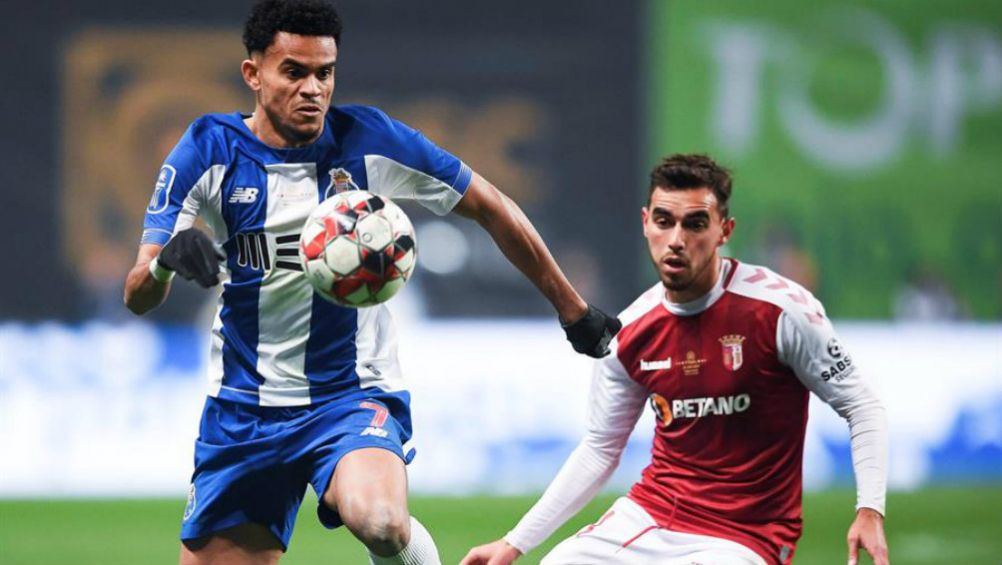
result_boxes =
[1,0,1000,563]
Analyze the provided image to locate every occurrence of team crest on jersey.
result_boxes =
[147,165,176,214]
[183,484,197,521]
[719,334,746,371]
[325,167,359,197]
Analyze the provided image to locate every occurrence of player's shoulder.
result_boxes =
[618,282,667,329]
[330,104,397,130]
[725,259,827,322]
[171,112,244,160]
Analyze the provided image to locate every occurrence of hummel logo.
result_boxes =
[229,187,259,204]
[640,358,672,371]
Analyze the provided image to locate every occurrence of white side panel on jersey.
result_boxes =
[354,305,405,392]
[255,163,319,407]
[173,165,228,236]
[207,302,225,398]
[364,155,465,215]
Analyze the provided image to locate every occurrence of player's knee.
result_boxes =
[341,497,410,555]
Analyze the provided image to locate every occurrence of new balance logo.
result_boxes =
[640,358,672,371]
[361,427,388,438]
[228,187,259,203]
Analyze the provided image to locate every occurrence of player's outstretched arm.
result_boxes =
[124,244,170,315]
[453,172,621,357]
[124,229,224,314]
[847,508,889,565]
[459,539,522,565]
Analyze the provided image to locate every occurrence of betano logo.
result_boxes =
[650,392,751,427]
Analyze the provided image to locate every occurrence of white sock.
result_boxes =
[367,516,441,565]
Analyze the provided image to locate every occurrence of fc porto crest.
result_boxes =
[325,167,359,197]
[183,484,197,521]
[719,334,746,371]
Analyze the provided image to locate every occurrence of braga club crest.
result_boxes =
[325,167,360,197]
[719,334,745,371]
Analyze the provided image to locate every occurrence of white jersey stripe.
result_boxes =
[255,163,319,406]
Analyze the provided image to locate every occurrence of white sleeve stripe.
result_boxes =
[364,154,464,216]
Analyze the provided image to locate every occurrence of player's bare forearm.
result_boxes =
[454,173,587,323]
[123,244,170,315]
[847,507,889,565]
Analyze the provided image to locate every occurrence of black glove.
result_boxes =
[158,228,225,288]
[561,304,622,358]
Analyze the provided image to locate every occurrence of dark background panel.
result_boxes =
[0,0,643,321]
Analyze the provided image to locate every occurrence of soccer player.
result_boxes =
[122,1,621,564]
[461,154,889,565]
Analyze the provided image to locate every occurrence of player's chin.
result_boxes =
[660,272,691,291]
[290,120,323,141]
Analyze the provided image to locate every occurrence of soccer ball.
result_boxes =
[299,191,417,307]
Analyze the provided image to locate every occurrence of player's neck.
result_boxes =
[244,112,323,149]
[665,257,723,305]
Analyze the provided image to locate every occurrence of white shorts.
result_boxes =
[540,497,767,565]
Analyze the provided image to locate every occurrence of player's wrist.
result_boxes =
[148,255,176,283]
[856,506,884,520]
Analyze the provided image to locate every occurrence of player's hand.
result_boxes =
[158,228,225,288]
[561,304,621,358]
[459,539,522,565]
[847,507,889,565]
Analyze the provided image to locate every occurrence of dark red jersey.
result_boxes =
[617,259,848,564]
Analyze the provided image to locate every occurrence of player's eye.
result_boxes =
[286,68,304,79]
[317,69,333,80]
[683,218,709,230]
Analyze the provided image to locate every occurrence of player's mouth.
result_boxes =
[296,105,324,117]
[663,256,688,274]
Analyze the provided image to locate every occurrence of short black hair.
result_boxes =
[243,0,343,55]
[648,154,733,218]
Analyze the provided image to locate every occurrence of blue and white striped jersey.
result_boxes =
[141,105,472,407]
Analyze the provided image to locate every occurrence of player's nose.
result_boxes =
[667,225,685,250]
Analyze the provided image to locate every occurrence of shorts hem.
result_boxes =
[181,516,290,552]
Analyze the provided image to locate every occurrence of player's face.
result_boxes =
[642,187,734,302]
[242,32,337,146]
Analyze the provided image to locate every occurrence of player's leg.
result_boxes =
[540,497,661,565]
[178,397,307,564]
[322,447,440,564]
[179,523,284,565]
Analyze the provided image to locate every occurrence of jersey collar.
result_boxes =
[660,258,735,316]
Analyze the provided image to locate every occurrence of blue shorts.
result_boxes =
[179,393,414,550]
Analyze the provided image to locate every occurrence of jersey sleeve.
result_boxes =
[777,308,889,515]
[360,108,473,216]
[140,122,212,246]
[503,343,648,553]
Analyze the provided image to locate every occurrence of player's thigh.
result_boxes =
[323,447,409,523]
[179,523,284,565]
[541,498,657,565]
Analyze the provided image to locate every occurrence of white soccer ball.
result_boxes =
[299,191,417,307]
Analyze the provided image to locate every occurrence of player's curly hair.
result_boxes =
[648,154,733,218]
[243,0,343,54]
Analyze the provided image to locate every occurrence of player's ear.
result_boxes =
[641,206,651,236]
[241,57,261,91]
[719,216,736,247]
